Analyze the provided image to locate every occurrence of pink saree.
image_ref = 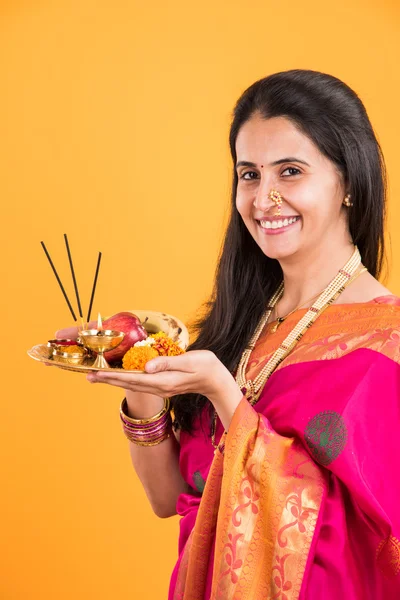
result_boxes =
[169,296,400,599]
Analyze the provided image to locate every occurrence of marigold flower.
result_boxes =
[122,345,159,371]
[150,332,185,357]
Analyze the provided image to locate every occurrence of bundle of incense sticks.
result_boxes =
[41,234,102,325]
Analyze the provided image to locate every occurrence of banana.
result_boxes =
[125,310,189,350]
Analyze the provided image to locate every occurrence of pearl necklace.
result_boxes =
[211,246,365,449]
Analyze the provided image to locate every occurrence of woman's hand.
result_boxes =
[87,350,244,430]
[55,321,97,340]
[87,350,235,402]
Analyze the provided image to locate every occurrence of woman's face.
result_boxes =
[235,113,350,261]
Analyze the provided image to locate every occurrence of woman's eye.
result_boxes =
[240,171,258,180]
[281,167,301,177]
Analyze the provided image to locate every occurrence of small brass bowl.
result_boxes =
[47,338,83,349]
[52,346,87,366]
[47,339,80,360]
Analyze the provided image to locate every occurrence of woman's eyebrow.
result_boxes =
[236,157,310,169]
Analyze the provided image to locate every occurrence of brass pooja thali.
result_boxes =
[28,310,189,374]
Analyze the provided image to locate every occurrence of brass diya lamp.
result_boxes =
[78,329,125,369]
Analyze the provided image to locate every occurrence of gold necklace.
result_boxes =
[270,272,361,333]
[271,289,325,333]
[211,247,366,449]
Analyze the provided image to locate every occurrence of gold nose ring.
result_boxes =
[268,189,283,216]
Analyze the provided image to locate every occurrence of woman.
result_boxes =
[59,69,400,598]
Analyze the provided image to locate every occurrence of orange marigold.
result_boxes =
[122,346,159,371]
[150,332,185,357]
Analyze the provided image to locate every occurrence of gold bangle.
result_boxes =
[120,397,171,424]
[123,431,171,447]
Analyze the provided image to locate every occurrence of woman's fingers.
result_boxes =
[87,369,185,396]
[87,373,162,395]
[145,352,199,373]
[87,377,157,394]
[55,320,96,339]
[55,326,79,339]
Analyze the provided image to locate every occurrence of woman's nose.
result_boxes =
[253,194,273,212]
[253,182,276,212]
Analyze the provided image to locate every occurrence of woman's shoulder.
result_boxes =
[336,270,393,302]
[327,293,400,335]
[280,295,400,369]
[370,294,400,306]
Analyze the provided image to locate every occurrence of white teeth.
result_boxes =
[259,216,299,230]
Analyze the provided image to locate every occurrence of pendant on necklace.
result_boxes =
[241,380,256,402]
[271,317,285,333]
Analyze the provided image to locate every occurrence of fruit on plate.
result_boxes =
[103,312,147,362]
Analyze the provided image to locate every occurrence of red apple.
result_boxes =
[103,311,147,362]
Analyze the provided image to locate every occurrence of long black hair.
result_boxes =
[172,69,387,433]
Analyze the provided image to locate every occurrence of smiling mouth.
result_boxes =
[257,216,301,231]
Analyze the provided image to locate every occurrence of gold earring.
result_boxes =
[343,194,353,207]
[268,189,283,216]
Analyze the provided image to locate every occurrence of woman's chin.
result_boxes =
[259,241,301,261]
[252,221,303,261]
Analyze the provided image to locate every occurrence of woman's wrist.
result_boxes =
[125,390,165,419]
[120,397,172,446]
[207,378,244,432]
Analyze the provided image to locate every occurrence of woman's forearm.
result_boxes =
[125,391,189,518]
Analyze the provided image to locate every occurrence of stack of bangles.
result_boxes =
[120,397,173,446]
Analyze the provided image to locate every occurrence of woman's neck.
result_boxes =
[276,240,356,314]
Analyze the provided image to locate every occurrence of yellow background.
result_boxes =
[1,0,399,598]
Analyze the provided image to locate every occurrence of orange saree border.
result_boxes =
[211,399,326,599]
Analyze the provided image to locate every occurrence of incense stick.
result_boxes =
[87,252,102,323]
[64,234,83,319]
[41,241,77,321]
